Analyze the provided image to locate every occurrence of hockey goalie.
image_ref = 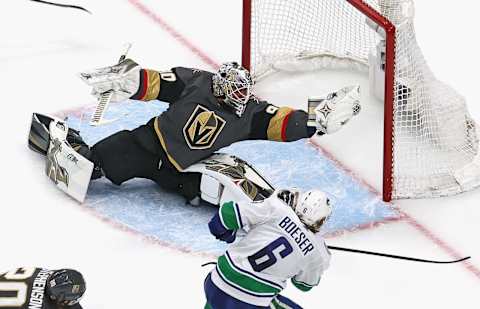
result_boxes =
[28,59,361,204]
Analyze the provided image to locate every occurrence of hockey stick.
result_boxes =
[29,0,91,14]
[201,247,470,266]
[327,245,471,264]
[90,43,132,126]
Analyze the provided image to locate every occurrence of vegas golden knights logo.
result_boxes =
[183,105,226,150]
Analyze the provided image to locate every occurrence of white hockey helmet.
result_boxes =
[212,62,254,117]
[295,190,332,233]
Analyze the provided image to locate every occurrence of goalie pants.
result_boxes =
[90,118,201,200]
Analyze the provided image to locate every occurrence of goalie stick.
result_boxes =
[90,43,132,126]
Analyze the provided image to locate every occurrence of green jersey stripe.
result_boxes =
[271,298,290,309]
[291,278,313,291]
[217,255,281,295]
[220,201,241,230]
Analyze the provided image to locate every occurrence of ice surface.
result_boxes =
[3,1,480,308]
[64,100,398,254]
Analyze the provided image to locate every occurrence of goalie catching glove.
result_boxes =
[308,85,362,135]
[79,58,141,102]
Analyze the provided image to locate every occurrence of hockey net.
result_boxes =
[242,0,480,201]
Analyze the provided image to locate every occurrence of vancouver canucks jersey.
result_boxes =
[0,268,81,309]
[211,196,331,307]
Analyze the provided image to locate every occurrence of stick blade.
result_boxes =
[90,91,114,126]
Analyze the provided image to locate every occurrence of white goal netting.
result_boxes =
[247,0,480,200]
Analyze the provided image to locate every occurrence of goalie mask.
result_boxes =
[294,190,332,233]
[46,269,86,306]
[212,62,254,117]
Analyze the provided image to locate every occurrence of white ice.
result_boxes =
[1,0,479,308]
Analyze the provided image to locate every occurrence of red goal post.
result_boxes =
[241,0,480,202]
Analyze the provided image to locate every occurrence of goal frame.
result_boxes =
[241,0,397,202]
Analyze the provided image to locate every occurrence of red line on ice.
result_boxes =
[309,139,381,196]
[128,0,220,70]
[324,216,404,239]
[128,0,480,280]
[401,213,480,279]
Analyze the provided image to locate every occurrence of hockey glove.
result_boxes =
[308,85,361,135]
[218,230,237,244]
[208,213,237,243]
[276,189,300,208]
[79,59,141,103]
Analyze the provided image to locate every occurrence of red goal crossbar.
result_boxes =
[242,0,396,202]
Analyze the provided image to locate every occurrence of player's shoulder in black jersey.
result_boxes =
[0,267,58,309]
[156,67,213,103]
[172,67,213,85]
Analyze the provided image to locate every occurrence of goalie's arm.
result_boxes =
[249,85,361,141]
[249,103,319,142]
[130,67,190,103]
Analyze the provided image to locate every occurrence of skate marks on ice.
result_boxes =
[61,100,399,255]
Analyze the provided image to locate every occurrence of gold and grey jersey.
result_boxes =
[153,67,275,171]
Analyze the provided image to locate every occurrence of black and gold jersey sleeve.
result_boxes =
[249,101,316,142]
[131,67,207,103]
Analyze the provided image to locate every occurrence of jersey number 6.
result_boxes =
[248,237,293,272]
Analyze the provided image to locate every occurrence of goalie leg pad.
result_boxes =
[29,113,92,155]
[29,113,103,179]
[199,174,223,205]
[46,119,93,202]
[29,113,55,155]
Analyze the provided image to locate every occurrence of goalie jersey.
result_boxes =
[0,268,82,309]
[208,195,331,307]
[130,67,314,171]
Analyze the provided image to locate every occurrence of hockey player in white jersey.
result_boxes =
[204,189,332,309]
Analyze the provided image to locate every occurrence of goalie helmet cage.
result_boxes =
[241,0,480,202]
